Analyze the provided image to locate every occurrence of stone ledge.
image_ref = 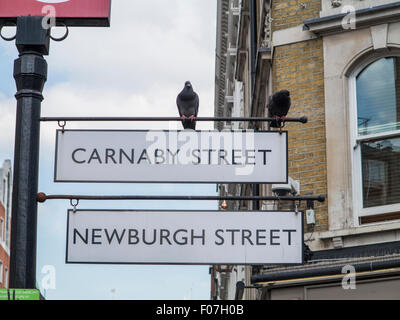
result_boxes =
[314,221,400,240]
[304,2,400,36]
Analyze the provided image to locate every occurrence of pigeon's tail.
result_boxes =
[182,119,196,130]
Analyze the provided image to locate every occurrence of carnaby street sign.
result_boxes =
[66,210,304,265]
[0,0,112,26]
[54,130,288,184]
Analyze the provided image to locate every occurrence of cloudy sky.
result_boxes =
[0,0,218,300]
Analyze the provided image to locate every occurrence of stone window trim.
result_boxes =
[347,49,400,226]
[0,218,3,243]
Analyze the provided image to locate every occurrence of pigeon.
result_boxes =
[267,90,291,128]
[176,81,199,130]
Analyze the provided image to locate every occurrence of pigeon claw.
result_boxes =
[273,115,286,126]
[278,116,286,134]
[189,115,195,121]
[181,115,187,121]
[272,115,280,127]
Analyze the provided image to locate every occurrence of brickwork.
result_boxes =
[0,203,9,288]
[271,4,328,231]
[272,0,321,31]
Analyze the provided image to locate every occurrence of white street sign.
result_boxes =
[66,210,303,265]
[54,130,288,183]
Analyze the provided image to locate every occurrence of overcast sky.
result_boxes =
[0,0,218,300]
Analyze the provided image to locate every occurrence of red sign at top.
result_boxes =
[0,0,111,27]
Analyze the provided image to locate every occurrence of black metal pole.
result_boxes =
[250,0,259,212]
[252,127,260,210]
[9,16,49,289]
[39,116,308,123]
[36,192,325,203]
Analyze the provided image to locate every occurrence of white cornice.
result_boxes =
[304,2,400,36]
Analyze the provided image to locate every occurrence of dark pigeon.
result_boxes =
[176,81,199,130]
[267,90,291,128]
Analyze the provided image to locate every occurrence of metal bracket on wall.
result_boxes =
[235,281,262,300]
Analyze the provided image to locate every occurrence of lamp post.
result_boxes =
[9,16,49,289]
[1,0,111,290]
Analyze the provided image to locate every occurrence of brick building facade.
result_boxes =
[0,160,12,289]
[213,0,400,300]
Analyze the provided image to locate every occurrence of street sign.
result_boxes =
[54,130,288,184]
[0,289,40,300]
[66,210,303,265]
[0,0,111,27]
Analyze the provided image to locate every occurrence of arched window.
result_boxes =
[352,56,400,223]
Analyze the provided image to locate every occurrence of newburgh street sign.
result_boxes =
[66,210,304,265]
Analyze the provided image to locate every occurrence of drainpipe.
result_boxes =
[249,0,259,211]
[250,0,257,96]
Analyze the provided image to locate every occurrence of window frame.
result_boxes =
[0,218,3,243]
[5,171,11,248]
[2,177,6,206]
[349,54,400,225]
[4,267,8,289]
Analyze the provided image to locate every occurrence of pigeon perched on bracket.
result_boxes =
[176,81,199,130]
[267,90,291,128]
